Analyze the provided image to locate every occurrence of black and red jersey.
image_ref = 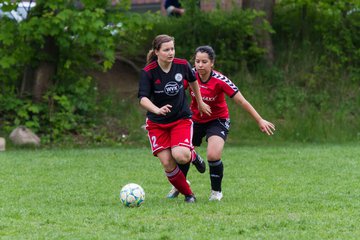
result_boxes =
[185,70,239,123]
[138,58,196,124]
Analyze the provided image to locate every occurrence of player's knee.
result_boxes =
[207,151,221,161]
[162,161,177,172]
[172,149,191,164]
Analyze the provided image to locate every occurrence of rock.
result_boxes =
[9,126,40,146]
[0,137,5,151]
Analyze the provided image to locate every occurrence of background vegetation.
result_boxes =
[0,0,359,146]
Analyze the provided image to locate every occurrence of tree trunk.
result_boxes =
[243,0,275,66]
[33,62,56,102]
[20,66,34,97]
[32,36,58,102]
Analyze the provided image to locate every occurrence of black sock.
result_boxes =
[209,160,223,192]
[178,162,190,178]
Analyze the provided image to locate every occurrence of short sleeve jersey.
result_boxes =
[185,70,239,123]
[138,58,196,124]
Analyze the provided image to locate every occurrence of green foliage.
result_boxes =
[0,0,134,143]
[0,0,128,78]
[253,0,360,142]
[41,76,98,143]
[0,91,43,131]
[274,0,359,73]
[115,11,162,60]
[0,76,98,143]
[152,8,267,73]
[1,0,359,144]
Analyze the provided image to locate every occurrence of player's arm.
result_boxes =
[166,6,185,15]
[160,0,167,15]
[173,7,185,15]
[232,92,275,135]
[139,97,172,116]
[188,81,211,116]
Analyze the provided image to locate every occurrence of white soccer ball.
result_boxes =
[120,183,145,207]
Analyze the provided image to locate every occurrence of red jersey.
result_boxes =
[185,70,239,123]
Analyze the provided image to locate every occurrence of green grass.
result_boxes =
[1,144,360,239]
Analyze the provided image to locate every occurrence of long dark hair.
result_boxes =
[146,34,175,65]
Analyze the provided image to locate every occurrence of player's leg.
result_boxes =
[191,121,207,174]
[166,145,192,198]
[171,118,206,173]
[206,119,229,201]
[168,118,201,202]
[166,146,191,198]
[157,149,194,202]
[167,120,205,198]
[146,119,194,202]
[207,135,225,201]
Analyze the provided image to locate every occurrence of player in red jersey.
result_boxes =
[138,35,211,203]
[168,45,275,201]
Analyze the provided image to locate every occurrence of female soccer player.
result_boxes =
[168,45,275,201]
[138,35,211,203]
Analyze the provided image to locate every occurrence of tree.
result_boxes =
[0,0,131,101]
[243,0,275,65]
[0,0,141,140]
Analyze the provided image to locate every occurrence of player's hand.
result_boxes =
[258,119,275,135]
[198,101,211,117]
[157,104,172,116]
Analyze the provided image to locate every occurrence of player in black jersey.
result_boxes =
[138,34,211,203]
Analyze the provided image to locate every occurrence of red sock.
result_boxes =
[166,166,192,196]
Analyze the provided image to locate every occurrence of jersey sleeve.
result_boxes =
[138,69,152,99]
[220,75,239,98]
[185,61,196,83]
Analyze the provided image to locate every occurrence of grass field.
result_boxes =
[1,143,360,239]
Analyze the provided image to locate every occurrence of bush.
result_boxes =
[151,8,267,73]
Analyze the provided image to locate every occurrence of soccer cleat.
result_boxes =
[184,194,196,203]
[209,190,223,201]
[167,180,190,198]
[192,153,206,173]
[167,186,180,198]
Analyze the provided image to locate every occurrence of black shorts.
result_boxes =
[192,118,230,147]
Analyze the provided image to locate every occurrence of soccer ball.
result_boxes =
[120,183,145,207]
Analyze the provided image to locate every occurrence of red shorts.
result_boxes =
[145,118,194,156]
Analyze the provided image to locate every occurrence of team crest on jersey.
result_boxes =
[175,73,183,82]
[164,82,180,96]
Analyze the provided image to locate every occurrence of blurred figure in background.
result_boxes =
[163,0,184,17]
